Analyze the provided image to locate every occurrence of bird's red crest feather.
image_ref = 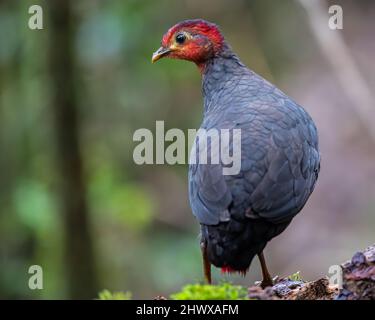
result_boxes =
[161,19,224,50]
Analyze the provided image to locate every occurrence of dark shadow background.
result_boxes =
[0,0,374,299]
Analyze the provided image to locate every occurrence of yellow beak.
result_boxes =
[152,46,172,63]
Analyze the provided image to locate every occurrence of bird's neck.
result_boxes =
[198,42,239,72]
[201,44,248,114]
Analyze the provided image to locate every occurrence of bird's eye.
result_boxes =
[175,33,186,44]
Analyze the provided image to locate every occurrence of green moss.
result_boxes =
[288,271,302,282]
[97,289,132,300]
[171,283,248,300]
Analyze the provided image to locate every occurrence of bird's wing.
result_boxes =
[246,98,320,223]
[188,134,233,225]
[189,95,320,226]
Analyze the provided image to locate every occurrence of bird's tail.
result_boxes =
[201,220,267,273]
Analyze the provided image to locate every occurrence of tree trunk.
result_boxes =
[48,0,98,299]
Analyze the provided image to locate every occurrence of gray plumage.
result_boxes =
[189,43,320,271]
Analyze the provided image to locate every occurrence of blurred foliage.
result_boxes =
[97,289,132,300]
[88,164,153,231]
[171,283,248,300]
[96,282,248,300]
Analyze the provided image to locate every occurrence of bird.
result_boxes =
[152,19,320,288]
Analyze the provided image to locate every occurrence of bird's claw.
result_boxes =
[255,275,279,288]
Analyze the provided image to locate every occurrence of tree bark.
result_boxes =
[339,245,375,300]
[48,0,98,299]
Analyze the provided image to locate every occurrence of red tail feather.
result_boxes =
[221,266,247,276]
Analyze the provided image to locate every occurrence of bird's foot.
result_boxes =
[255,276,279,289]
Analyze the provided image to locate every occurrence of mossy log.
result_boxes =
[248,244,375,300]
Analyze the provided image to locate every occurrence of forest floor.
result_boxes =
[150,244,375,300]
[100,244,375,300]
[247,244,375,300]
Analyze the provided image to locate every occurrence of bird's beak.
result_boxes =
[152,46,172,63]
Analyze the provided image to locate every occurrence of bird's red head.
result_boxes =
[152,19,224,68]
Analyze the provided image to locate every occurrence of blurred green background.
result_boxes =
[0,0,374,299]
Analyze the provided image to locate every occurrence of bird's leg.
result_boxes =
[200,241,212,284]
[258,251,273,288]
